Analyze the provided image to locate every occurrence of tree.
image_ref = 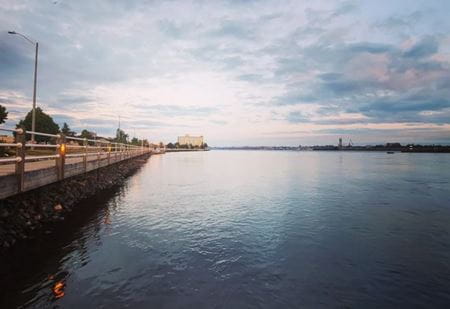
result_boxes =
[131,137,139,145]
[61,122,76,137]
[17,107,60,142]
[0,105,8,124]
[80,129,95,140]
[166,142,175,149]
[203,143,208,149]
[115,128,129,144]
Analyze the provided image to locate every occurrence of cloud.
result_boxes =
[286,111,310,124]
[403,36,438,59]
[1,0,450,145]
[208,20,255,40]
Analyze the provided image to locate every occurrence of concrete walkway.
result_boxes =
[0,153,128,176]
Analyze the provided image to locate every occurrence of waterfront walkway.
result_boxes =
[0,155,101,176]
[0,128,152,199]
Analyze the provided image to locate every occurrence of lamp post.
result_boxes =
[8,31,39,144]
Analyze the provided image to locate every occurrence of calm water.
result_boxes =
[1,150,450,308]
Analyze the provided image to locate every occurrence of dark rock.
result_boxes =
[0,209,9,218]
[0,153,150,255]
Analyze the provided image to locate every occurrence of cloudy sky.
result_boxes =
[1,0,450,146]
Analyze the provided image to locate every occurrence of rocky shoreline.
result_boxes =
[0,153,150,254]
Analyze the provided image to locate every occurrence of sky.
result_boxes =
[1,0,450,146]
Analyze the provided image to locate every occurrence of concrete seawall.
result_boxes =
[0,153,150,254]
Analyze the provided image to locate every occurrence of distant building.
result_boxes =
[338,138,343,149]
[177,134,204,147]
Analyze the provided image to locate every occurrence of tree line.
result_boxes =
[166,142,208,149]
[0,104,148,146]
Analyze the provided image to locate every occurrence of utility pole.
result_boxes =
[32,42,38,143]
[8,31,39,144]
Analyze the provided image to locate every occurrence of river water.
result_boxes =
[1,150,450,308]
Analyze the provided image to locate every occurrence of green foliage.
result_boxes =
[80,129,95,140]
[131,137,140,145]
[0,105,8,124]
[17,107,59,142]
[61,122,76,136]
[166,142,175,149]
[115,128,129,144]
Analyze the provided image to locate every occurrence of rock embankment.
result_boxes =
[0,154,150,253]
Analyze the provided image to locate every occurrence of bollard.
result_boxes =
[15,127,26,193]
[56,134,66,180]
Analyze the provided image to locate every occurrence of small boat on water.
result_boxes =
[387,151,395,154]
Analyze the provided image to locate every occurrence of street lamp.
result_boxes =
[8,31,39,144]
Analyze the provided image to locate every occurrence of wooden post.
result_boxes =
[15,127,26,193]
[56,134,66,180]
[83,138,88,173]
[97,149,101,169]
[107,143,111,165]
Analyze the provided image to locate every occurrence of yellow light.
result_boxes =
[60,143,66,155]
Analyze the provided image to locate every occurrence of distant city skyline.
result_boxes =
[1,0,450,146]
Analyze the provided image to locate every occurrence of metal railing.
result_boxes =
[0,127,151,193]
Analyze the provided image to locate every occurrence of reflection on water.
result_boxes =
[52,280,65,299]
[1,151,450,308]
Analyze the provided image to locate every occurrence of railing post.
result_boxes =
[56,134,66,180]
[83,138,87,173]
[97,148,101,168]
[107,143,111,165]
[15,127,26,193]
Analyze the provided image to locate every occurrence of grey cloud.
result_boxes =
[286,111,310,124]
[0,33,36,90]
[52,114,78,126]
[131,104,218,117]
[272,32,450,125]
[403,36,438,59]
[275,92,318,106]
[348,42,393,54]
[2,0,450,144]
[333,1,358,16]
[374,11,423,31]
[237,73,264,82]
[158,19,184,39]
[208,20,255,40]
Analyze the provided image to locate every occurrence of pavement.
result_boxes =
[0,153,126,176]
